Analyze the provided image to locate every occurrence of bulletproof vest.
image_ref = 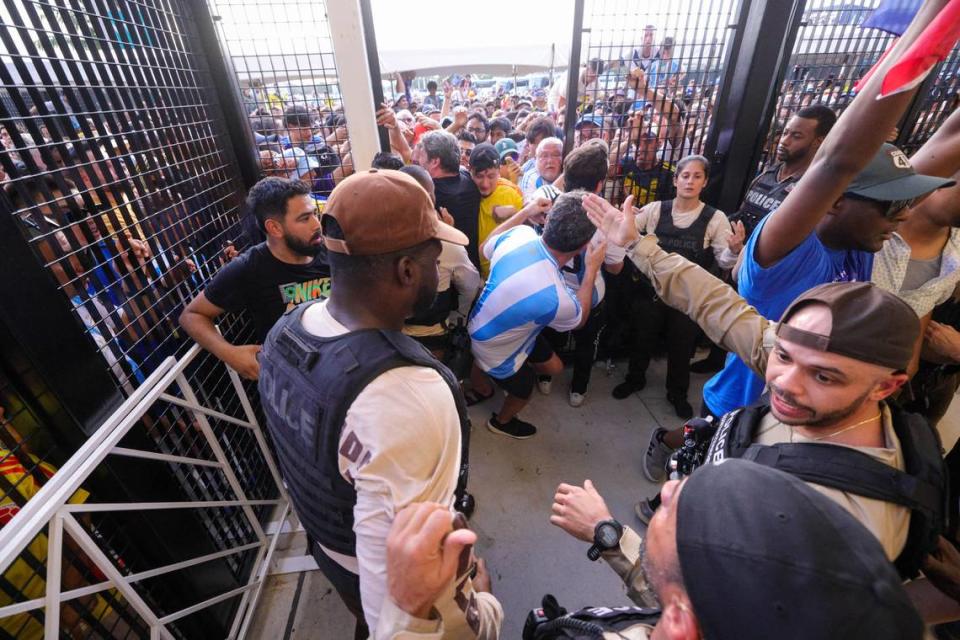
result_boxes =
[258,302,471,557]
[406,287,456,328]
[705,398,947,579]
[654,199,716,268]
[730,165,799,236]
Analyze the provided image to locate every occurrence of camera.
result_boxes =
[667,416,717,480]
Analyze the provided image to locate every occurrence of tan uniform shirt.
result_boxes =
[301,301,503,639]
[620,236,911,560]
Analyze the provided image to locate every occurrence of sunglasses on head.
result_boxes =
[843,191,916,219]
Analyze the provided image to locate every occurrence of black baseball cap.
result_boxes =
[469,143,500,172]
[677,460,922,640]
[846,143,954,202]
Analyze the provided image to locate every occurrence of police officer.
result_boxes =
[258,170,502,639]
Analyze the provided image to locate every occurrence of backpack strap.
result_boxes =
[741,442,941,517]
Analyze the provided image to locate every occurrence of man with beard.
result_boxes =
[583,192,950,616]
[731,105,837,237]
[258,170,501,639]
[180,177,330,380]
[377,461,923,640]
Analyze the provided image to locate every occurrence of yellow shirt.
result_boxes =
[478,179,523,278]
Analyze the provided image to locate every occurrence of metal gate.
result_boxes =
[574,0,743,206]
[0,0,275,636]
[206,0,353,200]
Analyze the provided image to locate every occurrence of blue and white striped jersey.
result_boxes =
[468,225,582,379]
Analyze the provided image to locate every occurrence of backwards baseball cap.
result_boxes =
[494,138,519,161]
[776,281,919,371]
[846,143,955,202]
[420,104,439,115]
[321,169,467,255]
[575,114,605,130]
[678,460,923,640]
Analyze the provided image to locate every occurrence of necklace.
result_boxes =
[798,412,882,442]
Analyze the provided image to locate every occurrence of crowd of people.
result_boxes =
[169,3,960,638]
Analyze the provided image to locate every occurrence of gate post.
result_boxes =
[562,0,586,156]
[702,0,807,214]
[327,0,381,171]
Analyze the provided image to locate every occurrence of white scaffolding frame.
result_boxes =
[0,343,291,639]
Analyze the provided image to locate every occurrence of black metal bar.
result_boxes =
[562,0,585,156]
[359,0,392,153]
[895,65,943,151]
[702,0,806,214]
[187,0,261,187]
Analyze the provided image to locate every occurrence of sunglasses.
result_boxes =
[843,192,916,219]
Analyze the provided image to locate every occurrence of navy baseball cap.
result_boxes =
[846,143,954,202]
[677,460,922,640]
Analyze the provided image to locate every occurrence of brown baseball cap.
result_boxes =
[776,282,919,371]
[321,169,468,255]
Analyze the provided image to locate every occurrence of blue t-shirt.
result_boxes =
[702,215,874,415]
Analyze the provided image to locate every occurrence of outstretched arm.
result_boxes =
[755,0,951,268]
[584,193,773,377]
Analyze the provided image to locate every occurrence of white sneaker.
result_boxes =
[537,376,552,395]
[569,392,585,407]
[642,427,673,483]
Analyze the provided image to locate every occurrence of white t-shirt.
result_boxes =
[404,243,482,337]
[635,200,737,270]
[468,225,581,378]
[300,300,492,635]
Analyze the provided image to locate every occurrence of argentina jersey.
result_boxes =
[468,225,582,379]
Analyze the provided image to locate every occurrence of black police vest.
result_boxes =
[730,164,799,236]
[258,302,471,557]
[653,199,716,269]
[705,398,947,579]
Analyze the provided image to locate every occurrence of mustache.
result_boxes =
[769,383,814,413]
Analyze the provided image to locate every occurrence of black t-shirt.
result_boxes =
[204,242,331,342]
[730,164,801,236]
[434,170,481,268]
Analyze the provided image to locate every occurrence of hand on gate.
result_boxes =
[226,344,261,380]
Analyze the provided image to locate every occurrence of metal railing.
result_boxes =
[0,343,289,639]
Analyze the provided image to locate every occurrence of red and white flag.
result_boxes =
[856,0,960,97]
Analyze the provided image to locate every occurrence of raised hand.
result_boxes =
[582,193,637,247]
[728,220,746,255]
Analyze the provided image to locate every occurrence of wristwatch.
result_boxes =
[587,519,623,561]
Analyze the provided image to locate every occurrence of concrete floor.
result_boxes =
[248,356,960,640]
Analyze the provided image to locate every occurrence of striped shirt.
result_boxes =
[468,225,582,378]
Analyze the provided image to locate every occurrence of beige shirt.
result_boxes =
[635,200,737,270]
[620,236,912,559]
[754,408,909,561]
[301,301,502,638]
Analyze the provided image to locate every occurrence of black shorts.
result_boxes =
[490,335,555,400]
